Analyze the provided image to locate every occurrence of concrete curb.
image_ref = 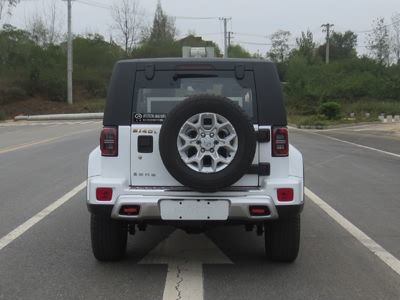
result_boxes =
[14,113,103,121]
[289,121,384,130]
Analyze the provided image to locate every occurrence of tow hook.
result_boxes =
[245,224,254,232]
[256,224,264,236]
[128,223,136,235]
[138,223,147,231]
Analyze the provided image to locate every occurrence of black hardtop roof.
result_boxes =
[116,58,274,70]
[103,57,287,126]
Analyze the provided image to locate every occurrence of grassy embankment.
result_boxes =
[0,97,105,121]
[287,100,400,127]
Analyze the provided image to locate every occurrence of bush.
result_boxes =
[45,78,67,102]
[0,86,27,104]
[320,101,341,119]
[0,110,5,120]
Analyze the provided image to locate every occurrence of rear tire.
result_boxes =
[90,214,128,261]
[264,214,300,263]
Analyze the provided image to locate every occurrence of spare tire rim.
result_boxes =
[177,112,238,173]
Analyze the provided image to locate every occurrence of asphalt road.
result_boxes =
[0,121,399,300]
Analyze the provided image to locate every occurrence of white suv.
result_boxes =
[87,58,304,262]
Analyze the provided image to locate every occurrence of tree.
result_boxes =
[267,30,291,63]
[25,0,63,46]
[111,0,144,54]
[0,0,19,20]
[318,31,358,61]
[368,18,390,65]
[148,0,176,43]
[293,30,316,63]
[228,44,251,58]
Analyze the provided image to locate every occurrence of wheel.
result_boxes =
[90,214,128,261]
[264,214,300,262]
[159,95,256,192]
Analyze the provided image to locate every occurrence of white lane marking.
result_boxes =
[305,187,400,276]
[319,134,400,158]
[290,127,400,159]
[0,181,86,251]
[0,121,102,127]
[139,230,233,300]
[0,127,99,155]
[0,137,61,154]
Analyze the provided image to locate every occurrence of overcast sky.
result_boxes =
[4,0,400,55]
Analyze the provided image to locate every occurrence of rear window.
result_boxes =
[132,70,257,123]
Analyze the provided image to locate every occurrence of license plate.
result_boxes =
[160,200,229,221]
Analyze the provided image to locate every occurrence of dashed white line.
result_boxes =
[0,181,86,251]
[305,187,400,276]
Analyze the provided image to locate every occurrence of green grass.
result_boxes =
[71,98,105,113]
[341,100,400,116]
[287,100,400,127]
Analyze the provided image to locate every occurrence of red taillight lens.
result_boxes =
[272,127,289,157]
[119,205,140,216]
[249,206,271,216]
[96,188,113,201]
[100,127,118,156]
[277,188,294,202]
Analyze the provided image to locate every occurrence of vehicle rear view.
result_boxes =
[87,58,304,262]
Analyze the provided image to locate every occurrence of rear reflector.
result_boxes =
[119,205,140,216]
[277,188,294,202]
[100,127,118,156]
[96,188,113,201]
[272,127,289,157]
[249,206,271,216]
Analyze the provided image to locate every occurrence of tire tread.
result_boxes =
[265,214,300,262]
[90,214,127,261]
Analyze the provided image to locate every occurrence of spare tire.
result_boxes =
[159,95,256,192]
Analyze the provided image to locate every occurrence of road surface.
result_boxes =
[0,121,399,300]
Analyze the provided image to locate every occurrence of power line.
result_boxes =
[234,32,269,39]
[174,16,219,20]
[353,18,400,34]
[76,0,111,10]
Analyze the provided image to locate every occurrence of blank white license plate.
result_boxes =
[160,200,229,221]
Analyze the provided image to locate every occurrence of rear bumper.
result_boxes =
[88,203,304,223]
[87,176,304,222]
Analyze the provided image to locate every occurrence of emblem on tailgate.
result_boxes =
[132,129,157,134]
[133,172,156,177]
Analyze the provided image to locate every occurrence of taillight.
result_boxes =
[272,127,288,157]
[96,188,113,201]
[249,206,271,216]
[277,188,294,202]
[100,127,118,156]
[119,205,140,216]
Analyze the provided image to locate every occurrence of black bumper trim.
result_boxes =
[276,203,304,219]
[88,204,113,217]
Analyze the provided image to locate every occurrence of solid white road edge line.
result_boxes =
[289,126,400,159]
[0,181,86,251]
[305,187,400,276]
[318,134,400,158]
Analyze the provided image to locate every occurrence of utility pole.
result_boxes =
[220,17,231,58]
[228,31,233,48]
[321,23,334,64]
[67,0,73,104]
